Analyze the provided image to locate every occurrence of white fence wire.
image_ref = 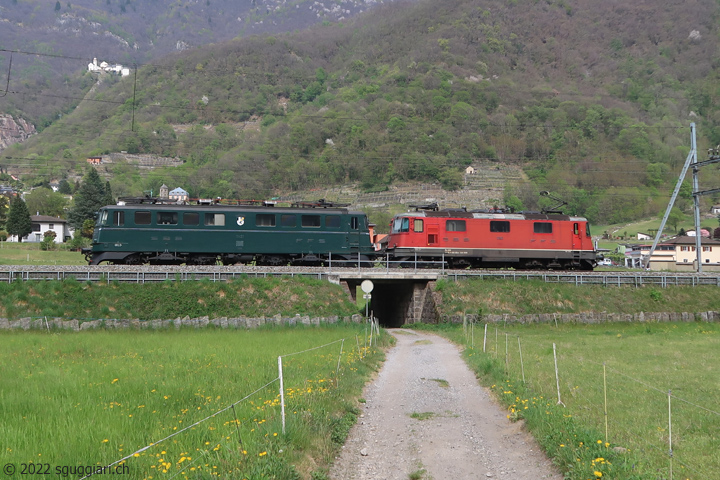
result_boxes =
[463,321,720,480]
[81,325,378,479]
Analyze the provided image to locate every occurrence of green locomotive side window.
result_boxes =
[135,211,151,225]
[158,212,178,225]
[490,221,510,232]
[534,222,552,233]
[446,220,466,232]
[183,212,199,226]
[326,216,341,228]
[302,215,321,228]
[281,215,296,227]
[256,214,276,227]
[113,211,124,226]
[205,213,225,226]
[351,217,360,230]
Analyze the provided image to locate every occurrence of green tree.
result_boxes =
[25,188,68,218]
[103,181,114,206]
[0,195,8,229]
[41,230,57,251]
[67,167,106,230]
[6,196,32,242]
[58,179,73,194]
[81,219,95,239]
[666,207,684,233]
[438,167,463,191]
[503,194,524,213]
[54,0,61,11]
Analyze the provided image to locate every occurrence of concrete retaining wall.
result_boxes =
[441,311,720,324]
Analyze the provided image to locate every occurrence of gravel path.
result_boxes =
[329,329,563,480]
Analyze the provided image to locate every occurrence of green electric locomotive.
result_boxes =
[82,199,376,266]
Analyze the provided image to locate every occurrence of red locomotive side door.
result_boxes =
[572,222,582,260]
[427,225,438,245]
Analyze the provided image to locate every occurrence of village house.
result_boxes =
[87,58,131,77]
[6,215,74,243]
[169,187,189,202]
[644,236,720,271]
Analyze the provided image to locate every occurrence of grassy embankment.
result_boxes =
[1,326,391,480]
[429,279,720,480]
[0,277,359,321]
[434,278,720,316]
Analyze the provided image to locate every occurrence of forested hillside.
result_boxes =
[4,0,720,225]
[0,0,402,125]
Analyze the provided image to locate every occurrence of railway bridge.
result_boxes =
[2,267,720,328]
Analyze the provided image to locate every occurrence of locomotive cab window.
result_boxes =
[446,220,466,232]
[351,216,361,230]
[205,213,225,226]
[586,223,592,238]
[534,222,553,234]
[113,211,125,226]
[392,217,410,233]
[326,216,341,228]
[183,212,199,226]
[413,219,424,233]
[135,211,151,225]
[281,215,297,227]
[574,223,579,235]
[490,221,510,232]
[302,215,321,228]
[256,214,276,227]
[158,212,178,225]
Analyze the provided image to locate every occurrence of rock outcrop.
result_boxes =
[0,114,36,151]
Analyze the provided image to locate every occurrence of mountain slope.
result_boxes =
[4,0,720,225]
[0,0,404,124]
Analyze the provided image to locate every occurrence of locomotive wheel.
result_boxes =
[187,254,219,266]
[448,258,472,269]
[122,254,145,265]
[259,255,286,266]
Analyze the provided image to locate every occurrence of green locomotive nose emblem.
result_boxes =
[237,216,245,226]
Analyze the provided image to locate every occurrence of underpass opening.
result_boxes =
[367,281,416,328]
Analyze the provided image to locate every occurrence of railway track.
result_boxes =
[1,265,719,287]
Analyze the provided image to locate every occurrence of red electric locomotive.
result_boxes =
[383,204,597,270]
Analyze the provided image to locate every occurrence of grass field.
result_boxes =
[0,326,390,480]
[0,242,86,266]
[436,321,720,480]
